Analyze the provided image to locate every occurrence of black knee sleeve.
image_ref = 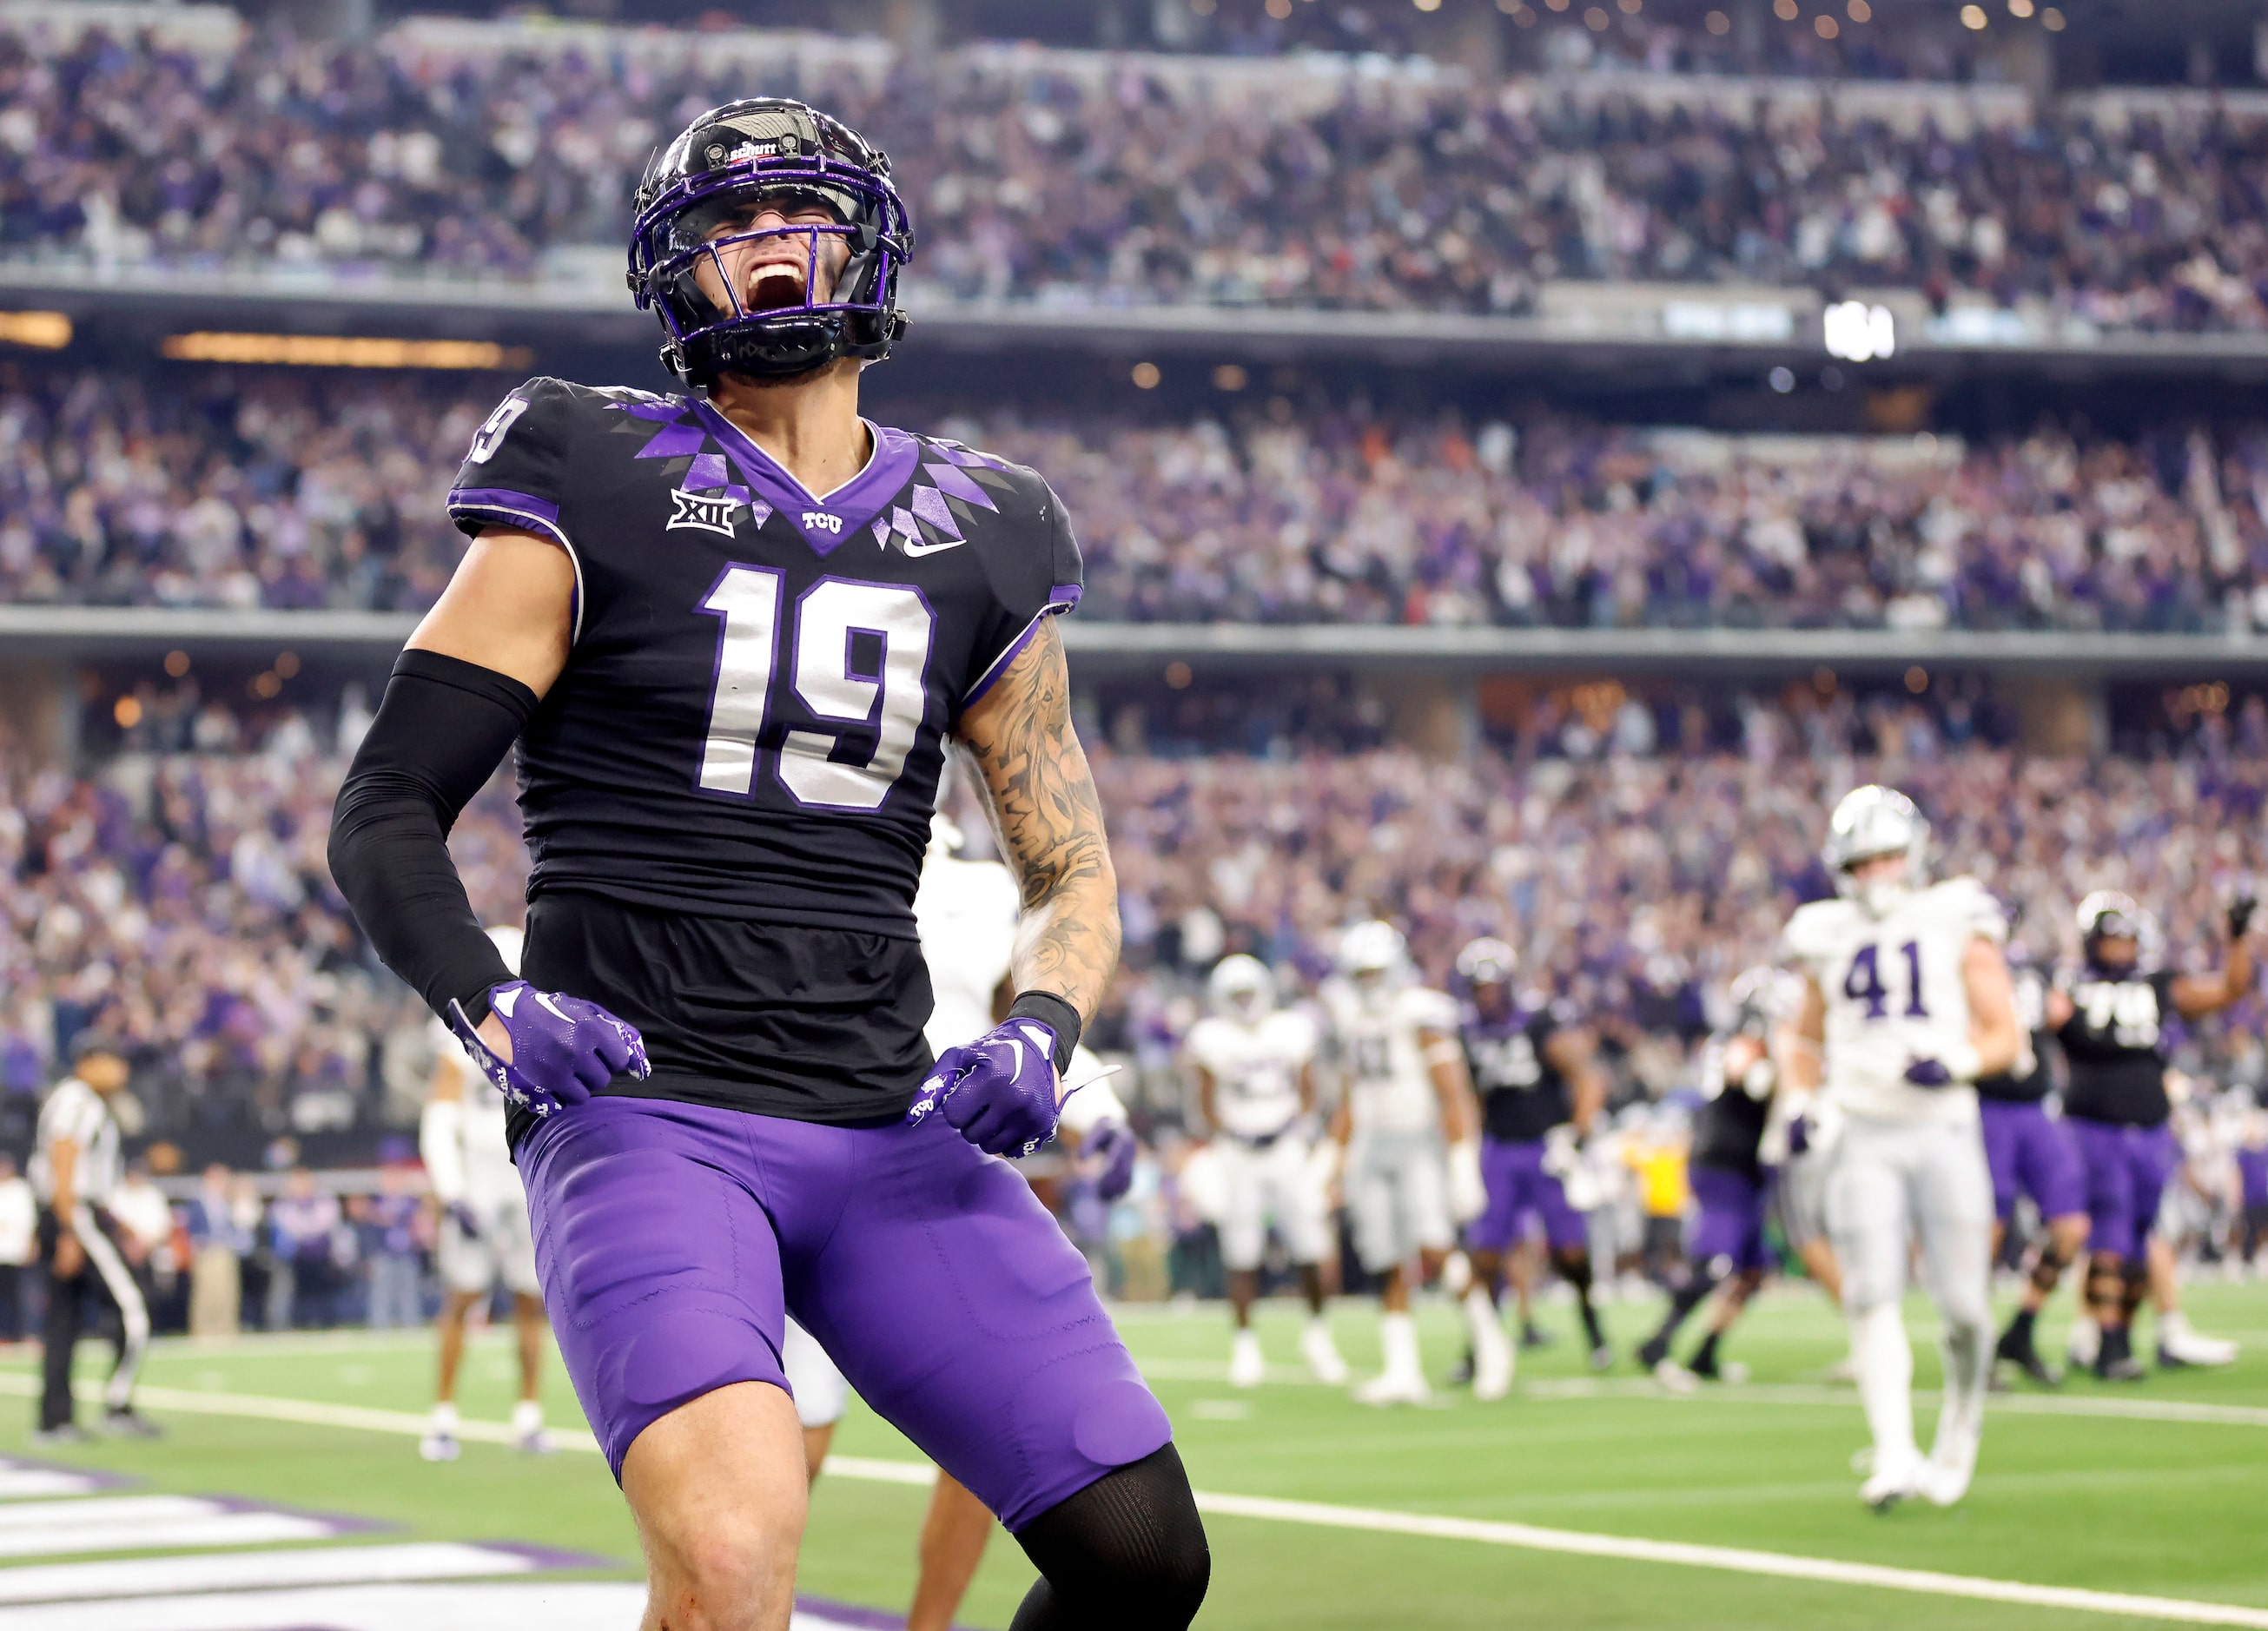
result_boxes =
[2119,1260,2149,1318]
[1551,1246,1593,1295]
[1010,1444,1209,1631]
[2027,1239,2073,1297]
[2085,1253,2126,1319]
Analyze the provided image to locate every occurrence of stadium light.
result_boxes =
[160,333,533,370]
[0,310,72,349]
[1823,300,1896,363]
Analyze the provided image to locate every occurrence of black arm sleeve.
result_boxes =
[327,650,537,1026]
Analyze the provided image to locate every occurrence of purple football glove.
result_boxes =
[907,1017,1061,1158]
[1085,1120,1138,1201]
[1903,1057,1955,1089]
[445,1201,484,1240]
[446,980,650,1119]
[1786,1113,1809,1157]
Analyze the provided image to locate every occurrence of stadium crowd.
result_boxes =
[3,675,2265,1331]
[7,20,2268,327]
[9,361,2268,633]
[3,677,2264,1152]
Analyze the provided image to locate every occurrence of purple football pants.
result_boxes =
[1468,1135,1586,1253]
[519,1095,1172,1531]
[1688,1165,1770,1275]
[1977,1098,2087,1225]
[2066,1116,2177,1264]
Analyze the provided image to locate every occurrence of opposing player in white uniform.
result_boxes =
[420,925,551,1461]
[790,809,1138,1631]
[1187,954,1348,1390]
[1324,921,1484,1406]
[1782,787,2021,1509]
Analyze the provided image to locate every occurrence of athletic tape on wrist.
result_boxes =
[1008,990,1081,1073]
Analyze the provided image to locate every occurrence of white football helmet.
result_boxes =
[1454,936,1518,991]
[1337,920,1409,986]
[1823,785,1929,915]
[1207,954,1275,1022]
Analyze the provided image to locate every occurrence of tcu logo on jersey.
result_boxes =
[802,510,843,535]
[668,491,744,538]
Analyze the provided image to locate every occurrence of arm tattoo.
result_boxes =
[960,619,1121,1023]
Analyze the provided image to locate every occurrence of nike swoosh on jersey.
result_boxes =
[901,535,965,558]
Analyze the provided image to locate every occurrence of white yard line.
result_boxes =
[1187,1490,2268,1628]
[4,1373,2267,1626]
[0,1541,554,1606]
[0,1581,653,1631]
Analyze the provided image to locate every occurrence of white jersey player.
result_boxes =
[1187,954,1347,1389]
[1322,921,1482,1405]
[788,810,1135,1631]
[1782,786,2020,1510]
[420,923,550,1461]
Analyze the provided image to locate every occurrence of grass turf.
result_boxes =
[4,1281,2268,1628]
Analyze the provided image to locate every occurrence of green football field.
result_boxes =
[4,1281,2268,1628]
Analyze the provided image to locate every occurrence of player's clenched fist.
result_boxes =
[448,980,650,1118]
[910,1017,1061,1158]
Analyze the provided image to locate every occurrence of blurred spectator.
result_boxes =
[267,1166,345,1330]
[0,1153,30,1340]
[360,1164,425,1330]
[182,1160,250,1338]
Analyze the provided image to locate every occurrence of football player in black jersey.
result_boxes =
[1979,936,2090,1388]
[1455,939,1615,1373]
[2047,890,2254,1381]
[1637,967,1797,1385]
[329,100,1206,1630]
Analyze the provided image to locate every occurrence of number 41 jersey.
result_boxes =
[1781,877,2006,1126]
[448,377,1080,938]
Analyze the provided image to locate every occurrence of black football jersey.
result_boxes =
[1975,962,2053,1104]
[2058,967,2180,1127]
[447,377,1080,941]
[1691,990,1775,1182]
[1464,1004,1573,1143]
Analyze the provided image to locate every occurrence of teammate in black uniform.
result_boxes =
[1978,941,2090,1387]
[328,100,1205,1629]
[1637,967,1792,1383]
[2050,891,2253,1381]
[1458,940,1613,1370]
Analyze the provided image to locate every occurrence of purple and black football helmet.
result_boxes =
[627,98,913,384]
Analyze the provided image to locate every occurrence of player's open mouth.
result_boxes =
[744,261,810,313]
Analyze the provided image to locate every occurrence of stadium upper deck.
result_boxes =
[10,3,2268,373]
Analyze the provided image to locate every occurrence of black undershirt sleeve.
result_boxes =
[327,650,536,1027]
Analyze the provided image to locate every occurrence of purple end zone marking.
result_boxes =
[0,1454,138,1489]
[204,1493,398,1535]
[473,1539,623,1571]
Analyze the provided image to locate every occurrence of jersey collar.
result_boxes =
[690,401,920,556]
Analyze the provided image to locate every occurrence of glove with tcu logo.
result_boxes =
[446,981,650,1119]
[1084,1120,1139,1200]
[909,1016,1062,1158]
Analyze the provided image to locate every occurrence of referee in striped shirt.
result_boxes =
[32,1036,160,1443]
